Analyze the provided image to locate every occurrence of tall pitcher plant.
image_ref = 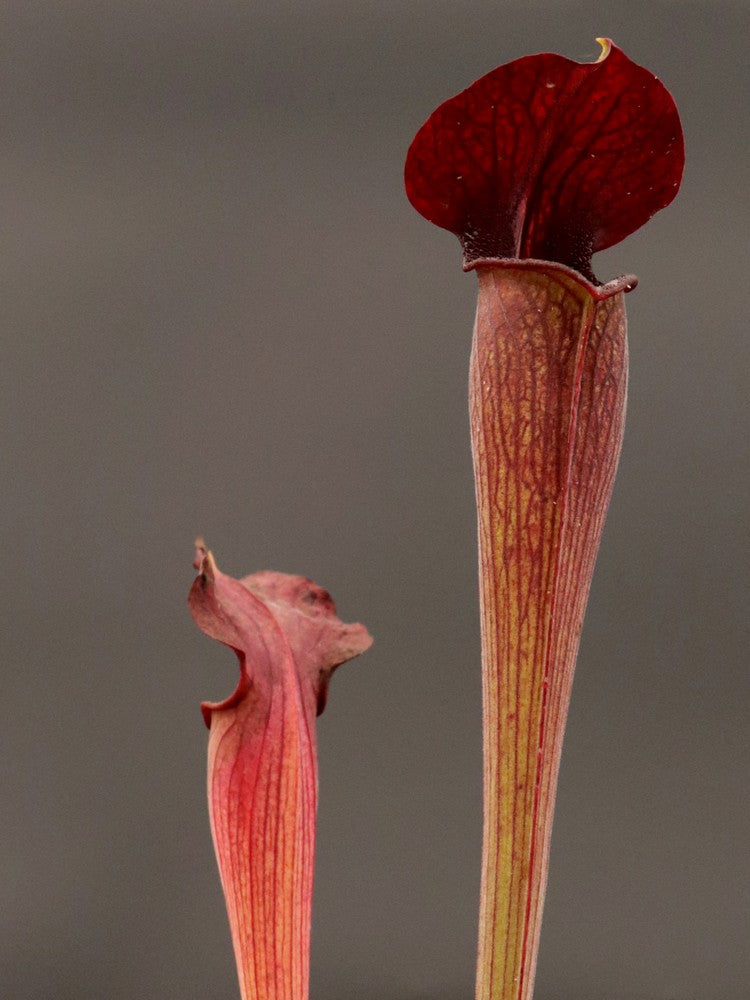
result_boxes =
[405,39,684,1000]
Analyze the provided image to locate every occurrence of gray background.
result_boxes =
[2,2,748,998]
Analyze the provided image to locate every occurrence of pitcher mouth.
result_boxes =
[466,256,638,302]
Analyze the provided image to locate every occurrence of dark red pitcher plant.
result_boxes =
[405,38,683,1000]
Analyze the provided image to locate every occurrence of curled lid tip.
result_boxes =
[595,37,612,61]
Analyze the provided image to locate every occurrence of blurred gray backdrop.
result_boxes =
[2,2,748,999]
